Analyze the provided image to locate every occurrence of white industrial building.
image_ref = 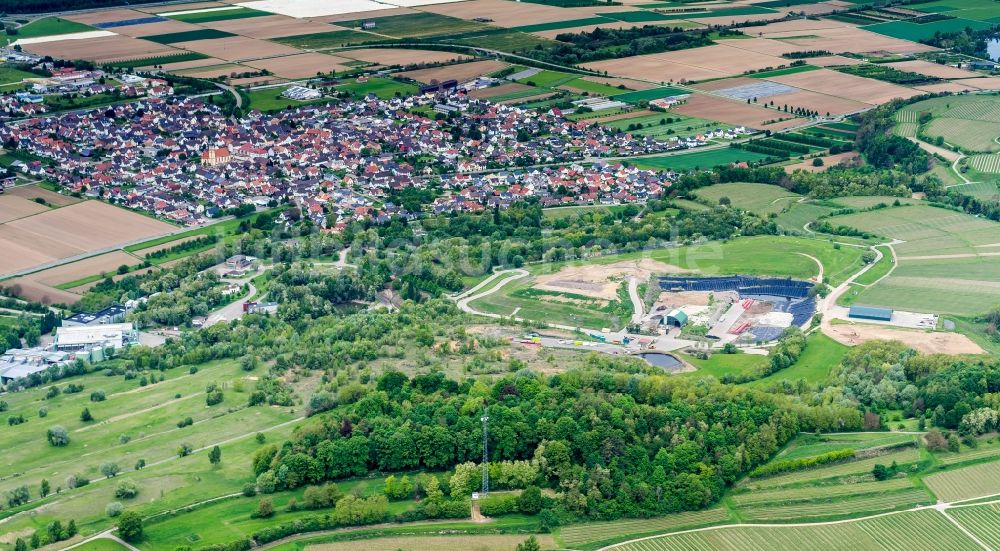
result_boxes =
[54,323,138,351]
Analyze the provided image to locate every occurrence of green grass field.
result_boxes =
[752,332,847,385]
[679,352,768,380]
[337,77,418,99]
[744,448,922,489]
[864,18,992,41]
[272,30,385,50]
[911,0,1000,20]
[752,65,821,78]
[772,202,835,234]
[612,87,689,104]
[0,359,304,542]
[338,12,490,39]
[167,7,271,23]
[245,85,331,112]
[600,113,730,141]
[692,183,800,214]
[616,510,981,550]
[632,148,772,171]
[142,29,235,45]
[0,66,37,86]
[11,17,93,40]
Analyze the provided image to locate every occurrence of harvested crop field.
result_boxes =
[0,278,81,305]
[18,250,141,288]
[784,151,861,173]
[765,89,869,116]
[22,35,179,63]
[580,75,656,90]
[714,37,815,57]
[109,19,203,38]
[470,83,533,99]
[958,77,1000,91]
[198,14,335,38]
[824,322,982,355]
[884,60,979,79]
[172,35,301,61]
[421,0,586,27]
[915,82,980,94]
[175,63,246,78]
[584,54,727,84]
[673,94,802,130]
[336,48,469,65]
[67,8,148,24]
[807,55,865,67]
[654,44,787,75]
[157,56,229,71]
[0,201,175,276]
[535,258,687,300]
[3,185,81,207]
[0,196,49,223]
[245,53,353,78]
[397,59,507,84]
[766,68,921,105]
[768,26,936,55]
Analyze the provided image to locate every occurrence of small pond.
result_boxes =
[637,352,684,371]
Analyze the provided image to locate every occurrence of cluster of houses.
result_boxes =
[0,61,173,119]
[0,90,691,228]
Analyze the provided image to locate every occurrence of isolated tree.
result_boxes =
[177,443,193,457]
[14,538,26,551]
[39,479,49,498]
[115,479,138,499]
[117,510,143,542]
[101,462,121,478]
[209,445,221,465]
[253,498,274,518]
[80,408,93,422]
[47,425,70,447]
[517,536,541,551]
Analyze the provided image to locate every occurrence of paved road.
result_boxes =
[627,276,644,325]
[205,282,256,326]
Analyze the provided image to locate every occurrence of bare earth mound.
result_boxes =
[824,322,983,355]
[534,259,688,300]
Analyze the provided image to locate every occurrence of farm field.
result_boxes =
[632,148,772,171]
[949,503,1000,550]
[691,183,800,214]
[557,508,730,550]
[611,510,982,550]
[166,7,271,23]
[599,113,731,141]
[0,200,176,277]
[13,17,94,39]
[302,534,558,551]
[824,205,1000,257]
[924,460,1000,503]
[897,95,1000,153]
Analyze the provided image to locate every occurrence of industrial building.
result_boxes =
[54,323,138,351]
[62,304,127,327]
[665,309,688,327]
[0,348,69,384]
[848,305,894,322]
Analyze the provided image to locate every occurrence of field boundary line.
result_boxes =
[939,507,992,551]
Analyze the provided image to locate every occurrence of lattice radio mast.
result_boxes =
[481,408,490,495]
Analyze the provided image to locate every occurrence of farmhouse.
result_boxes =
[54,323,138,351]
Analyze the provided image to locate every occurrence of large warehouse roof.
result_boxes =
[849,305,893,321]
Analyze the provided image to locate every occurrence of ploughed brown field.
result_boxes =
[397,59,507,84]
[0,200,175,276]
